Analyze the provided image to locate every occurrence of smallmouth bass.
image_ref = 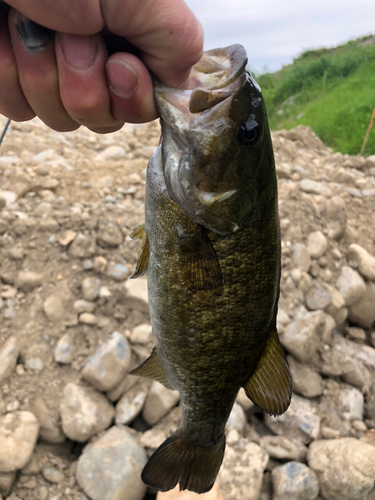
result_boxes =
[129,44,291,494]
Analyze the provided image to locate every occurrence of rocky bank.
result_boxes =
[0,116,375,500]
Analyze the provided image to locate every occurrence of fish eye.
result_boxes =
[238,120,261,147]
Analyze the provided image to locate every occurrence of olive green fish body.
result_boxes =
[130,45,292,494]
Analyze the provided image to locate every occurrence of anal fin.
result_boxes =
[243,329,292,416]
[129,347,174,390]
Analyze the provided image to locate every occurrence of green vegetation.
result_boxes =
[257,35,375,155]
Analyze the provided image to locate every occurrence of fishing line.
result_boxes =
[0,119,11,146]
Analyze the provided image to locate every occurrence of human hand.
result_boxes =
[0,0,203,133]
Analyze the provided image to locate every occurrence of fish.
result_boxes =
[129,44,292,494]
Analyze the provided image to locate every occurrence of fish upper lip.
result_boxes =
[153,44,248,115]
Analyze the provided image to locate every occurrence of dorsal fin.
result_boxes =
[129,347,174,390]
[243,329,292,416]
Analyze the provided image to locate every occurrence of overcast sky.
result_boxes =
[184,0,375,73]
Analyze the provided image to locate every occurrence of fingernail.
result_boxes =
[107,60,138,98]
[15,12,54,51]
[60,34,98,69]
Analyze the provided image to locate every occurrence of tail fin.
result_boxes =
[141,431,225,494]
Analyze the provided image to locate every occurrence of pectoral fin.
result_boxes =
[130,223,145,240]
[129,347,174,390]
[130,227,149,279]
[243,330,292,416]
[179,227,223,297]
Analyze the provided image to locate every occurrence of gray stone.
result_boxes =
[106,373,138,403]
[272,462,320,500]
[17,271,43,292]
[32,394,65,444]
[319,332,375,389]
[336,266,366,306]
[76,425,147,500]
[345,326,366,342]
[79,312,98,325]
[292,244,311,272]
[226,402,247,433]
[343,156,366,169]
[260,435,307,461]
[81,277,101,301]
[0,471,16,497]
[60,383,114,442]
[0,337,19,385]
[348,282,375,328]
[106,262,129,281]
[306,231,328,259]
[54,333,73,364]
[308,438,375,500]
[299,179,332,197]
[43,295,65,322]
[97,223,123,247]
[347,244,375,281]
[288,356,323,398]
[142,381,180,426]
[265,394,320,444]
[217,440,268,500]
[68,232,96,258]
[339,385,364,422]
[0,411,40,472]
[115,381,149,425]
[305,283,332,311]
[281,310,326,364]
[73,299,96,314]
[58,229,77,246]
[130,323,153,344]
[42,467,64,483]
[93,146,127,162]
[326,196,347,239]
[81,331,131,392]
[39,217,59,232]
[26,358,44,371]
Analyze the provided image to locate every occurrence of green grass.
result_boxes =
[257,36,375,155]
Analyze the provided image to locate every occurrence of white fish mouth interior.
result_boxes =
[196,188,237,205]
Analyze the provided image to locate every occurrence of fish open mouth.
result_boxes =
[154,44,248,117]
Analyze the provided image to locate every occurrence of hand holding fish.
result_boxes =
[0,0,203,131]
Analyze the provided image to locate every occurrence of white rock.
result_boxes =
[306,230,328,258]
[115,382,149,425]
[308,438,375,500]
[272,462,320,500]
[217,440,268,500]
[336,266,366,306]
[347,244,375,281]
[339,385,364,422]
[0,412,39,472]
[93,146,127,162]
[226,402,247,433]
[81,331,131,392]
[142,381,180,426]
[60,383,114,442]
[130,324,153,344]
[0,337,19,385]
[76,425,147,500]
[260,435,307,461]
[124,278,148,303]
[0,191,17,206]
[265,394,320,444]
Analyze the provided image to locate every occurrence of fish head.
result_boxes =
[154,44,276,235]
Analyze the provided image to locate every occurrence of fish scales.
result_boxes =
[130,44,292,494]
